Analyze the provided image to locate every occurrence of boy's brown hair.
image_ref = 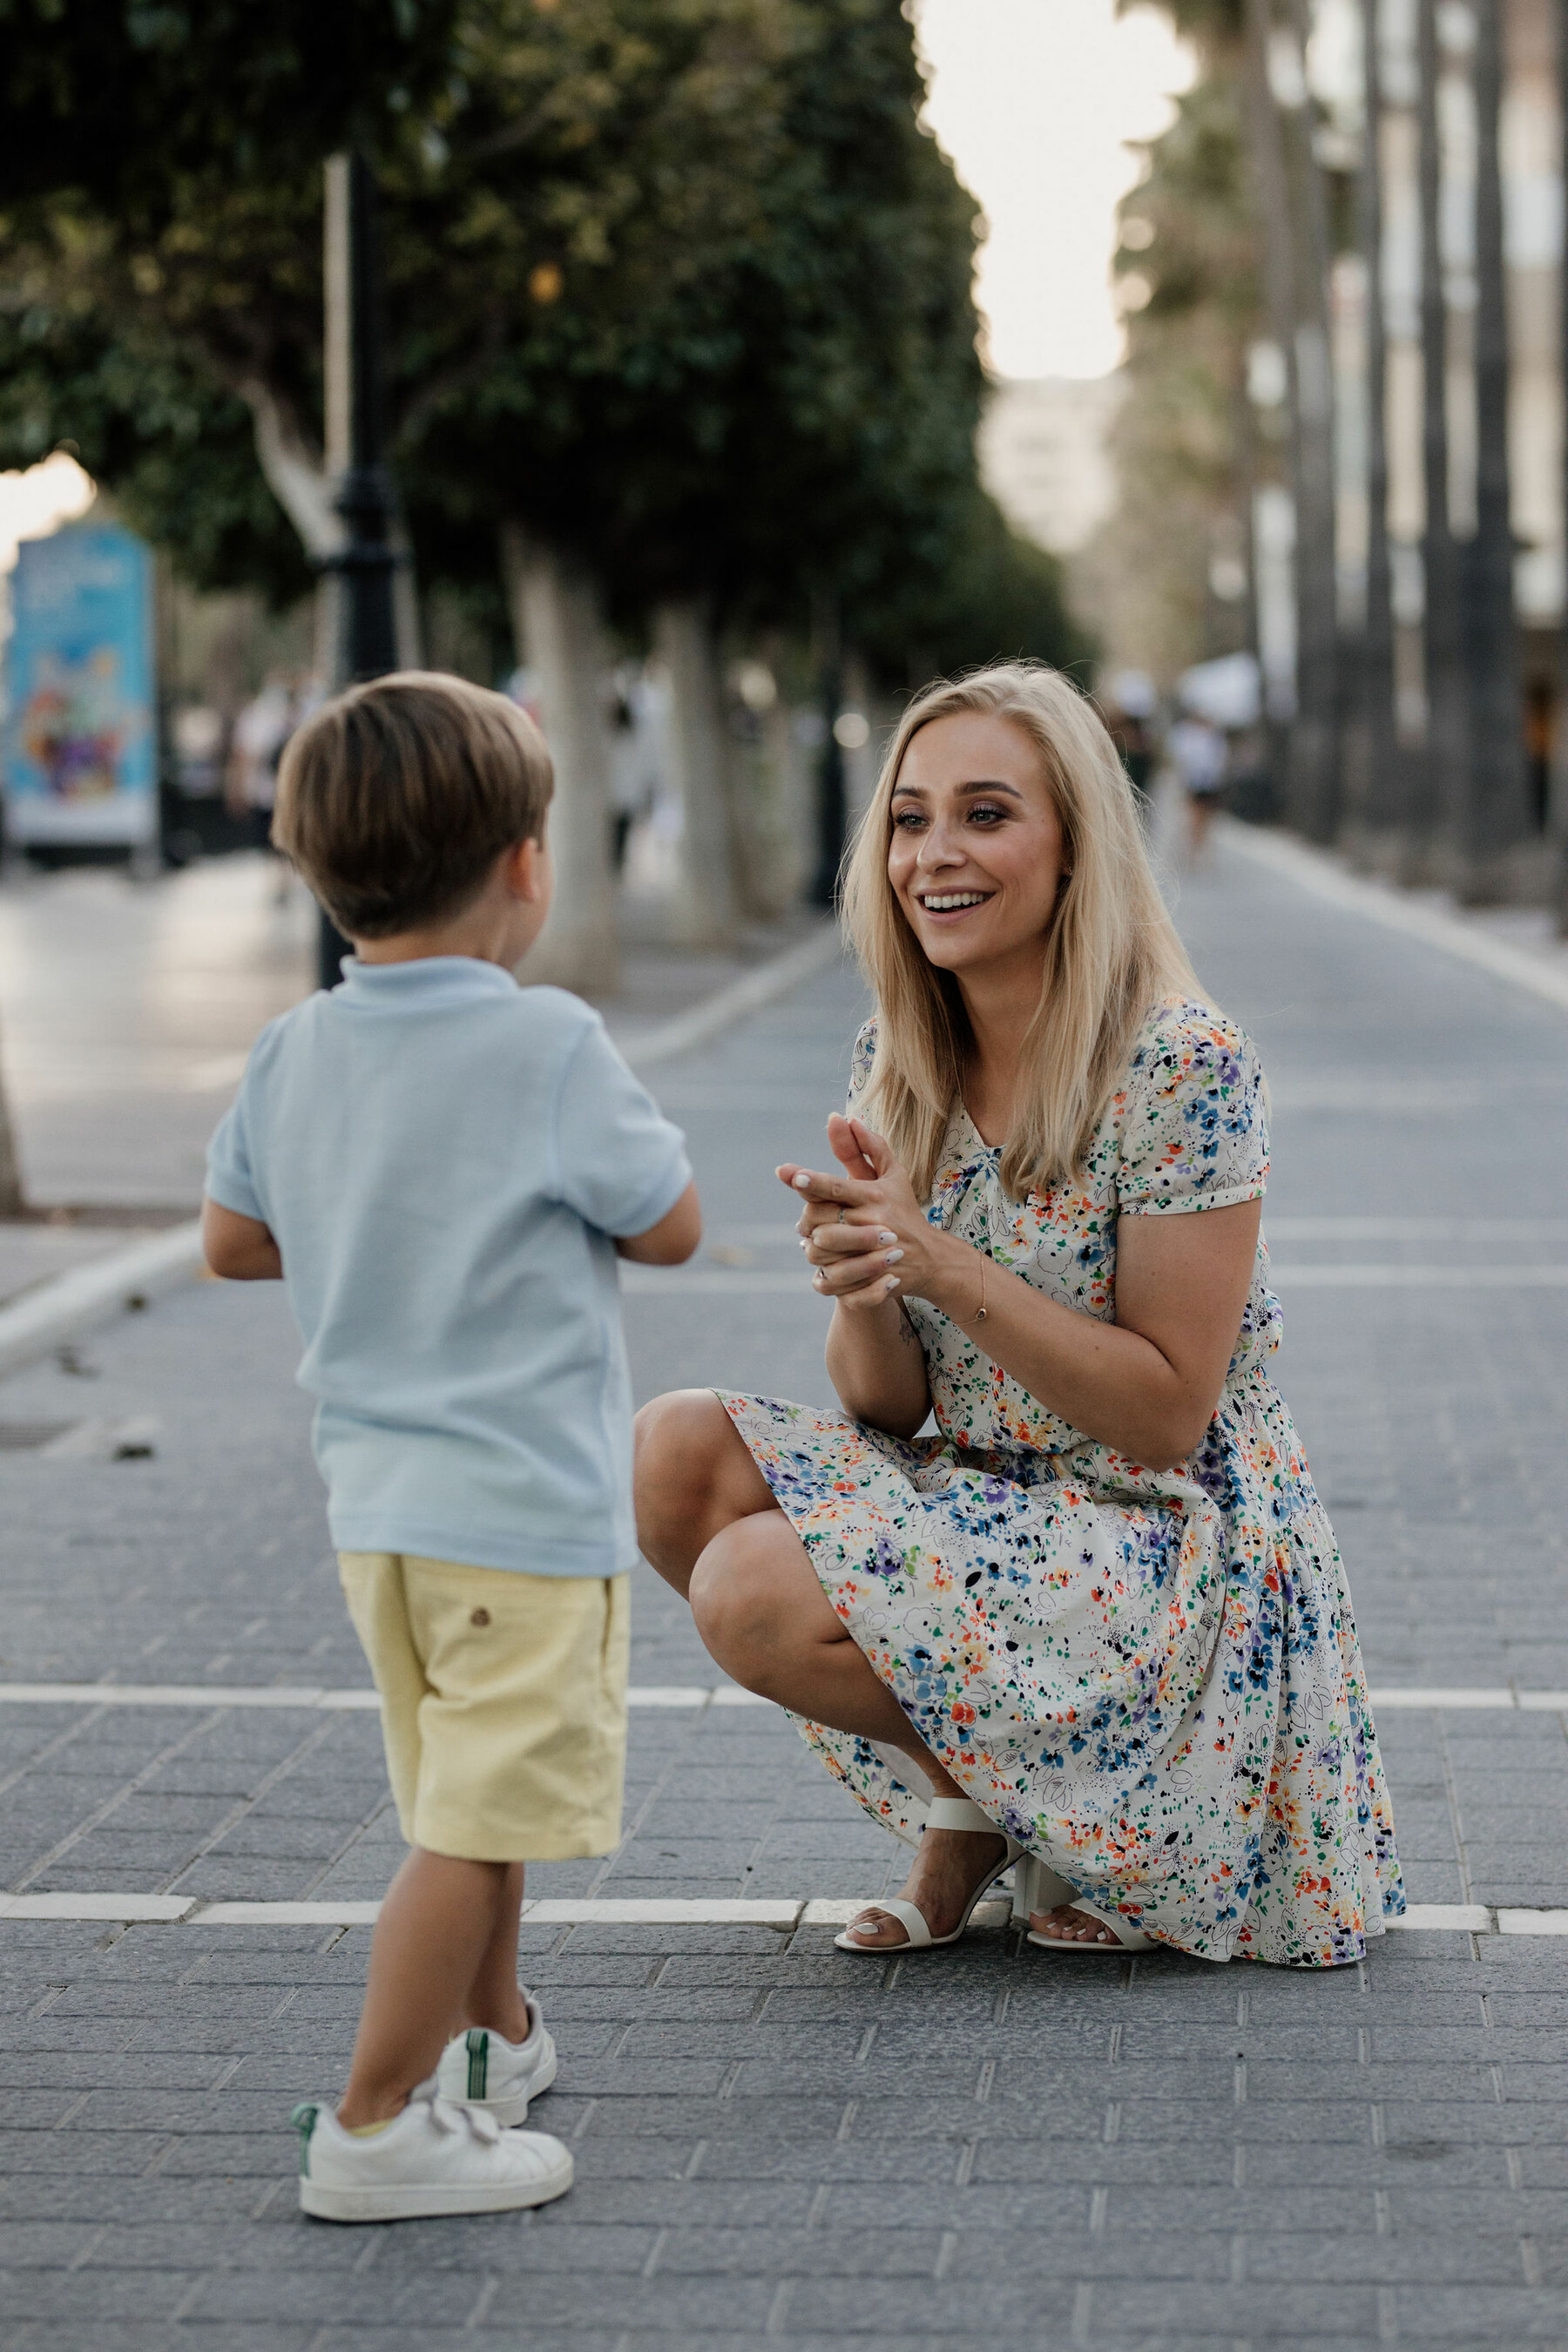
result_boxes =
[272,671,553,938]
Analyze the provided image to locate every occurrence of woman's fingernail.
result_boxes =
[884,1248,904,1264]
[884,1274,901,1292]
[879,1230,896,1245]
[793,1173,811,1191]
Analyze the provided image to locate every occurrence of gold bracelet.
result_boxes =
[976,1256,988,1322]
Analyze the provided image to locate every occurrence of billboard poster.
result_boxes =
[3,523,157,847]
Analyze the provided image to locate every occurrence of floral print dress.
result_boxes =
[719,997,1402,1966]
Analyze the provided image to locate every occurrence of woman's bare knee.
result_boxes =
[689,1514,839,1700]
[633,1390,775,1591]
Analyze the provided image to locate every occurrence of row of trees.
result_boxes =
[1,0,1087,994]
[1110,0,1552,907]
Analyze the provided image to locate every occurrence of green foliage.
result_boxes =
[0,0,1087,675]
[0,0,460,212]
[1080,46,1262,679]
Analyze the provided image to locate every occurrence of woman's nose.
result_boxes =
[916,821,964,868]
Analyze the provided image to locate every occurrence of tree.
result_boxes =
[1415,0,1470,882]
[1348,0,1402,869]
[0,0,459,213]
[3,0,1081,968]
[1461,0,1532,900]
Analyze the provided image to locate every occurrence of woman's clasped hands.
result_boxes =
[780,1113,957,1313]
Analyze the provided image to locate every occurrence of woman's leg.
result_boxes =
[687,1504,1011,1950]
[637,1393,1116,1950]
[634,1390,779,1598]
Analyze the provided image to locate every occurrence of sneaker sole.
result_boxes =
[482,2044,558,2126]
[300,2146,572,2222]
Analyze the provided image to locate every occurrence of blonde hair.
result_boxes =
[274,671,553,938]
[841,662,1200,1202]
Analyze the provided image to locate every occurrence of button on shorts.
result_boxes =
[337,1552,630,1862]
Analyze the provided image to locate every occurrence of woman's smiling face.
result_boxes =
[886,712,1068,979]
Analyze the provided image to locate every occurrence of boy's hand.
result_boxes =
[201,1198,284,1281]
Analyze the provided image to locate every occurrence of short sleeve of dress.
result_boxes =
[844,1015,878,1118]
[1116,1000,1268,1215]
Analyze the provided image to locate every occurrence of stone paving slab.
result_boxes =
[3,838,1568,2345]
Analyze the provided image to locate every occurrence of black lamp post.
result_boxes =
[317,146,400,990]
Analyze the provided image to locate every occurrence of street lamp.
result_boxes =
[317,147,400,989]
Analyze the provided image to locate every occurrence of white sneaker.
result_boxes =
[293,2092,573,2221]
[433,1999,558,2126]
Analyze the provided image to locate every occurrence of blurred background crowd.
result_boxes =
[3,0,1567,1006]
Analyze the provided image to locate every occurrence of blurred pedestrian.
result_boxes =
[1103,668,1158,801]
[1168,710,1228,861]
[636,662,1401,1964]
[202,672,701,2220]
[228,671,305,901]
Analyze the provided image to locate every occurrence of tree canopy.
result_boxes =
[0,0,1087,681]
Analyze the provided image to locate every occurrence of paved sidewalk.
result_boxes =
[0,854,816,1300]
[3,836,1568,2346]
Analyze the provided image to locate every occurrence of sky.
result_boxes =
[0,4,1195,558]
[915,0,1194,380]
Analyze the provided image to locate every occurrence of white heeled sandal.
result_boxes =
[834,1797,1021,1953]
[1015,1850,1157,1956]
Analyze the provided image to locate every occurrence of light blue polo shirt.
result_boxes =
[205,957,691,1577]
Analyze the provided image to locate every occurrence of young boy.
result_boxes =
[202,672,700,2221]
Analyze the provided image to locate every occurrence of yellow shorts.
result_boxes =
[337,1552,630,1862]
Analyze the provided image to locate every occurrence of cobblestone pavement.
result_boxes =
[3,835,1568,2347]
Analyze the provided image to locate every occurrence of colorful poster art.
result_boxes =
[3,523,157,846]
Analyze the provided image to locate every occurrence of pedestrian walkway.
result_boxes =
[0,853,820,1302]
[2,834,1567,2346]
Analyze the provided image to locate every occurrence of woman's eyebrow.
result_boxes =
[890,777,1024,799]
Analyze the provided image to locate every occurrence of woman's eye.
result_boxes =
[893,809,925,829]
[968,803,1006,825]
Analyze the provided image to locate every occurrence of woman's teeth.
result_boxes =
[920,892,988,910]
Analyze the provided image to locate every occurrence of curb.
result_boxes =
[0,921,848,1385]
[1220,818,1568,1013]
[0,1220,206,1382]
[619,921,845,1070]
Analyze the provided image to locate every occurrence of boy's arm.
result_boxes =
[202,1197,284,1281]
[614,1179,701,1267]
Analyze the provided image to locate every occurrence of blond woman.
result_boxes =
[635,664,1402,1963]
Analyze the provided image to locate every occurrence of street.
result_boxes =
[3,825,1568,2348]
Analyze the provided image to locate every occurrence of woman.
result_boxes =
[636,666,1402,1964]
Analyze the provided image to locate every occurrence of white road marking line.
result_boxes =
[0,1681,770,1712]
[1269,1265,1568,1288]
[0,1892,1563,1936]
[620,1262,1568,1295]
[1,1681,1560,1713]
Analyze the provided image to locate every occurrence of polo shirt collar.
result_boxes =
[335,956,520,1005]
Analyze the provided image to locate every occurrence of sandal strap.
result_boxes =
[844,1896,932,1949]
[1068,1897,1153,1950]
[923,1797,998,1836]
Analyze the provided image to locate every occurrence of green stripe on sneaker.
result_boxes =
[465,2029,489,2100]
[289,2102,320,2177]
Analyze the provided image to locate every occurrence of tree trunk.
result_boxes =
[1281,0,1342,843]
[0,1044,24,1218]
[652,601,738,949]
[1352,0,1402,866]
[1556,0,1568,930]
[501,524,620,996]
[1461,0,1533,901]
[1415,0,1470,881]
[1242,0,1336,841]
